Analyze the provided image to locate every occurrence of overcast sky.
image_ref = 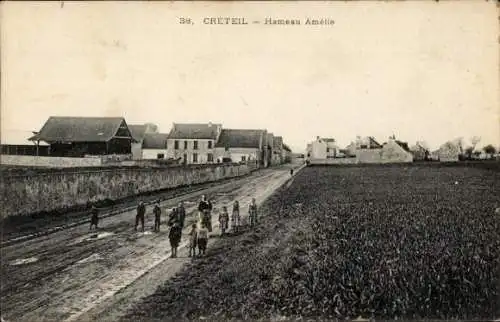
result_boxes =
[2,1,498,152]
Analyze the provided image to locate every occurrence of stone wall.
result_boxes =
[0,154,103,167]
[309,157,357,165]
[0,163,255,219]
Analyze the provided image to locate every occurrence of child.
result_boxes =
[188,223,198,257]
[197,222,209,256]
[249,198,258,227]
[89,206,99,230]
[168,222,182,258]
[168,207,178,227]
[153,201,162,232]
[219,206,229,236]
[231,200,240,233]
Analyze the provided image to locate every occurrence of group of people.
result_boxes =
[88,194,259,258]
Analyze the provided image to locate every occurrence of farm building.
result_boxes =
[129,123,159,160]
[166,122,221,164]
[28,117,136,157]
[308,136,339,159]
[282,144,292,163]
[410,142,430,161]
[356,136,413,163]
[141,133,169,159]
[215,129,267,165]
[272,135,284,165]
[265,133,275,167]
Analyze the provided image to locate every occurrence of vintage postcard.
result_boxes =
[1,1,499,321]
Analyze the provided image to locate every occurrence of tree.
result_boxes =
[465,146,474,159]
[483,144,497,159]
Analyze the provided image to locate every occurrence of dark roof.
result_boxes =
[394,140,411,152]
[168,123,221,140]
[321,138,336,143]
[368,136,382,148]
[28,117,134,143]
[215,129,265,149]
[128,125,148,141]
[142,133,169,149]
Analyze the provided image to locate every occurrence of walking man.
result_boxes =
[135,201,146,232]
[249,198,258,227]
[153,200,162,232]
[177,201,186,229]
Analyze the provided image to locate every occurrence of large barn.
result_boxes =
[28,116,136,157]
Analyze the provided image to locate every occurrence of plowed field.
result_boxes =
[124,164,500,320]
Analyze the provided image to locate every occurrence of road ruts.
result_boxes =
[0,162,304,322]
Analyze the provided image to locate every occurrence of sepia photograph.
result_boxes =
[1,1,499,321]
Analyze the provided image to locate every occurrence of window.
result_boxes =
[326,148,330,153]
[174,140,179,150]
[241,156,246,162]
[157,153,165,159]
[208,141,213,149]
[193,153,198,163]
[184,141,188,149]
[207,153,214,162]
[193,140,198,150]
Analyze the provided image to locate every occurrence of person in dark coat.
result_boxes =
[169,222,182,258]
[168,207,179,227]
[290,168,294,176]
[198,195,212,232]
[249,198,258,227]
[135,201,146,232]
[89,206,99,230]
[153,201,162,232]
[177,201,186,228]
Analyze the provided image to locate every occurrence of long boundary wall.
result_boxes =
[0,163,256,219]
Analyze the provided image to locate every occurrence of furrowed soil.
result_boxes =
[123,164,500,321]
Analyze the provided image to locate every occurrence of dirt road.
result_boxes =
[0,163,302,322]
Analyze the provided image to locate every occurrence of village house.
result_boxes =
[166,122,222,164]
[266,133,275,166]
[272,135,284,165]
[141,133,169,159]
[215,129,267,165]
[308,136,340,160]
[28,116,136,157]
[410,142,430,161]
[282,144,292,163]
[128,123,158,160]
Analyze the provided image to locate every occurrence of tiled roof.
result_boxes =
[215,129,265,149]
[168,123,221,140]
[142,133,169,149]
[28,116,133,143]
